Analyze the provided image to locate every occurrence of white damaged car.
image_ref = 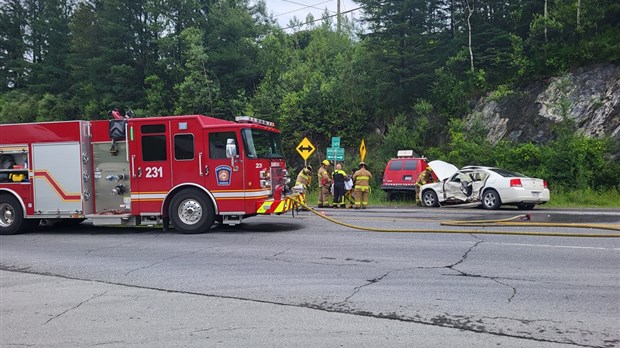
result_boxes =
[420,160,550,210]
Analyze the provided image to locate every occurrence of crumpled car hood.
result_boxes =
[427,160,459,181]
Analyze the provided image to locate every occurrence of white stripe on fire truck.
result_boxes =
[212,190,270,198]
[131,193,166,200]
[130,190,271,201]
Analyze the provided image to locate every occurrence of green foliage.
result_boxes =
[173,28,220,115]
[0,91,37,123]
[546,187,620,208]
[488,84,515,102]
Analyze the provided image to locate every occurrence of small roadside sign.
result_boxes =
[296,137,316,160]
[360,139,366,162]
[331,137,341,148]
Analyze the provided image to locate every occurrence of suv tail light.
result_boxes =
[543,180,548,188]
[510,178,522,187]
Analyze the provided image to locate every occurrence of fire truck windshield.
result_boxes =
[241,129,284,159]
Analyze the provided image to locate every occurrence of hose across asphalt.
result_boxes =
[287,196,620,238]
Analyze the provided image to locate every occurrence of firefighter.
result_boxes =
[416,166,435,204]
[331,163,348,208]
[317,160,332,208]
[353,162,372,209]
[294,165,312,210]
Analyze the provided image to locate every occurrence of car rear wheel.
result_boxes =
[482,189,501,210]
[421,190,439,207]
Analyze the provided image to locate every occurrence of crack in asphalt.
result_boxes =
[85,241,135,256]
[1,267,611,348]
[446,236,519,303]
[343,272,391,303]
[43,290,109,325]
[265,247,293,259]
[124,250,202,276]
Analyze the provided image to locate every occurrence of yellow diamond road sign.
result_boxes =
[296,137,316,160]
[360,139,366,162]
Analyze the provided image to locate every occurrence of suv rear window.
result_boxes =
[388,160,403,170]
[403,160,418,170]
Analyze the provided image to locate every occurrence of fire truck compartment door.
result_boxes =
[32,143,84,213]
[129,121,171,214]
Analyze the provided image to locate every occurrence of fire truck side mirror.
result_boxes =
[226,139,237,159]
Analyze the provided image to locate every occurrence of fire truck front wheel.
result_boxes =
[169,189,215,234]
[0,194,25,235]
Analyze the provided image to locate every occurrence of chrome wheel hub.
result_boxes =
[0,203,15,227]
[177,199,203,225]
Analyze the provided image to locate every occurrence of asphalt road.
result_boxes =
[1,207,619,347]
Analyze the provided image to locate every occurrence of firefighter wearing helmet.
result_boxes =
[352,161,373,209]
[294,165,313,209]
[416,165,436,204]
[317,159,332,208]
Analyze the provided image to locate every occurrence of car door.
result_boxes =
[443,172,469,202]
[470,170,488,200]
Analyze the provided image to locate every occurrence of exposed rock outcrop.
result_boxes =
[470,63,620,158]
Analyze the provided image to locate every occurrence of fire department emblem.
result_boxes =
[216,165,232,186]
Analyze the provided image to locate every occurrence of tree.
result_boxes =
[25,0,73,94]
[173,28,220,115]
[0,0,28,91]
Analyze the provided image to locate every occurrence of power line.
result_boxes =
[282,6,362,30]
[275,0,333,17]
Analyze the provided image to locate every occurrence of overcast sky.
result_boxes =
[258,0,360,29]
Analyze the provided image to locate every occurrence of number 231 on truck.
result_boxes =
[0,115,293,235]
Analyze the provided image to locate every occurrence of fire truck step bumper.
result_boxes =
[221,215,243,226]
[88,214,137,226]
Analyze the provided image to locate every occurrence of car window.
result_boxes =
[490,168,526,178]
[449,173,461,182]
[403,160,417,170]
[389,160,403,170]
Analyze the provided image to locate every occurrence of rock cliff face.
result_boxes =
[469,63,620,158]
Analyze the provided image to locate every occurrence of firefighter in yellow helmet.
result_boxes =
[294,165,312,210]
[317,159,332,208]
[352,162,372,209]
[416,165,435,204]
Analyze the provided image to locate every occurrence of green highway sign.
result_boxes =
[331,137,341,148]
[326,147,344,161]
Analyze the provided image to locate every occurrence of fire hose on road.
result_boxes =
[286,195,620,238]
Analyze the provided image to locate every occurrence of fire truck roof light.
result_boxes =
[235,116,275,128]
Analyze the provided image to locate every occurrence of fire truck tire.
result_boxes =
[0,194,25,235]
[169,189,215,234]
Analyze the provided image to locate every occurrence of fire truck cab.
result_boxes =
[0,115,292,235]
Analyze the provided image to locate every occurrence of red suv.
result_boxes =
[381,150,430,200]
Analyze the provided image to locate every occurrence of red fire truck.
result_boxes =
[0,115,293,235]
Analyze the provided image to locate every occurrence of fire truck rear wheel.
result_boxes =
[169,189,215,234]
[0,194,25,235]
